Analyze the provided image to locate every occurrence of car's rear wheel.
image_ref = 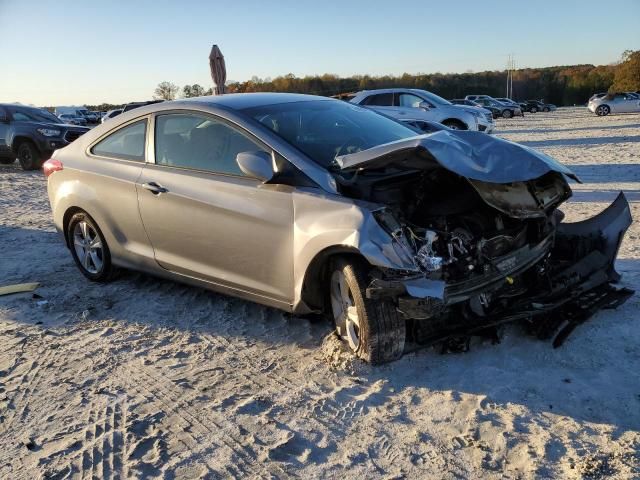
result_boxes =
[530,106,538,113]
[502,109,513,118]
[67,212,114,282]
[596,105,610,116]
[329,257,405,364]
[17,141,43,170]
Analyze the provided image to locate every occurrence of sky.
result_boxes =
[0,0,638,106]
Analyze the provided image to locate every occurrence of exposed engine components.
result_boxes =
[416,230,444,277]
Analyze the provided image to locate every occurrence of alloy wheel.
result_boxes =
[330,270,360,351]
[73,221,103,274]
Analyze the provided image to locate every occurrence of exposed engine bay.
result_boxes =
[333,131,633,348]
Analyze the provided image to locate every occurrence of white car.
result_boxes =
[101,109,123,123]
[350,88,494,133]
[588,93,640,116]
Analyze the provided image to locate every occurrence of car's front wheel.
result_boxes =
[502,109,513,118]
[329,257,405,364]
[442,120,466,130]
[17,141,43,170]
[596,105,610,116]
[67,212,115,282]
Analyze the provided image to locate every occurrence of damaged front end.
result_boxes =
[334,130,633,347]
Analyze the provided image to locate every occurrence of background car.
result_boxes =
[495,98,524,109]
[350,88,494,132]
[0,103,89,169]
[521,100,557,113]
[451,98,502,119]
[467,97,523,118]
[101,109,123,123]
[58,113,87,126]
[588,92,640,116]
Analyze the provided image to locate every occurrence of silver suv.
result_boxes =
[350,88,494,133]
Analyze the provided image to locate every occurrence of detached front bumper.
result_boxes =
[368,193,634,344]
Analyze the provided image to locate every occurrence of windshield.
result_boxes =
[13,107,62,124]
[243,100,417,168]
[412,89,452,106]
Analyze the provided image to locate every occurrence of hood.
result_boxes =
[32,121,89,131]
[29,121,67,129]
[451,104,482,116]
[335,130,580,184]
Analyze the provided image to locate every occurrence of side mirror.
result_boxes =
[236,151,274,182]
[418,101,431,111]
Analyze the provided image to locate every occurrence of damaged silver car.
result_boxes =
[45,93,633,364]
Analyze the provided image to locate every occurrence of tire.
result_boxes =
[530,106,538,113]
[16,141,43,170]
[329,257,405,364]
[543,107,550,112]
[442,120,466,130]
[0,157,15,165]
[66,212,115,282]
[502,109,513,119]
[595,105,610,116]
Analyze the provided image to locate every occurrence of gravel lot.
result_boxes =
[1,107,639,479]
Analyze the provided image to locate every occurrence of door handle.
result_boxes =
[142,182,168,194]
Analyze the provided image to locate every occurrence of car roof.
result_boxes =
[354,88,437,96]
[181,92,332,110]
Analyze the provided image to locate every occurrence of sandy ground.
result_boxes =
[0,107,639,479]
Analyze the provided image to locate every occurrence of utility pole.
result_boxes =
[506,54,515,99]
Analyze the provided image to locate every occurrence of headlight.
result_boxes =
[37,128,62,137]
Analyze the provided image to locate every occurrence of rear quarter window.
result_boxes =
[91,120,147,161]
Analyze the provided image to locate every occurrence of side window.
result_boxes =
[92,120,146,161]
[154,113,268,176]
[12,112,31,121]
[363,93,393,106]
[398,93,424,108]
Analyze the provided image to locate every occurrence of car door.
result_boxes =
[610,94,626,113]
[620,94,640,113]
[136,111,294,304]
[0,107,11,159]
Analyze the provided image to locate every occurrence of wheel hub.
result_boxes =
[330,270,361,351]
[73,221,103,274]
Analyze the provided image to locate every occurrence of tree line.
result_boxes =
[86,50,639,111]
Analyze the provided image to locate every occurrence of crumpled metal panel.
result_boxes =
[335,130,580,184]
[291,189,420,310]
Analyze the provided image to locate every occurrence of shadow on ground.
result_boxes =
[1,223,639,435]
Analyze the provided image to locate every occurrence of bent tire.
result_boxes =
[502,109,513,119]
[596,105,610,116]
[329,257,405,364]
[17,141,43,171]
[67,212,115,282]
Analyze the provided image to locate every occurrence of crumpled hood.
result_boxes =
[335,130,580,184]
